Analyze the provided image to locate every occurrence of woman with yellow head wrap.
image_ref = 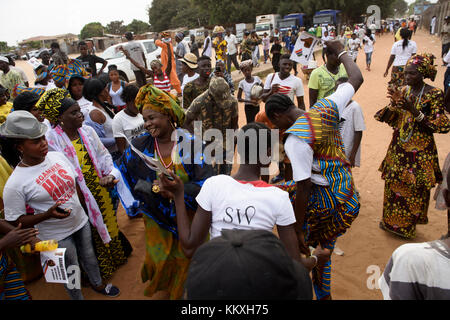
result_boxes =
[115,83,213,299]
[375,53,450,239]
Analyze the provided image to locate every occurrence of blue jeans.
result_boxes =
[58,222,103,300]
[365,51,373,65]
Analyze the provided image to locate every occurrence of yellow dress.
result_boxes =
[71,138,130,280]
[0,103,12,124]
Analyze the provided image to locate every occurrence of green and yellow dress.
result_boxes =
[72,137,131,280]
[375,87,450,239]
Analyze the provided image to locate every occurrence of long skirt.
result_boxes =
[380,179,430,239]
[277,181,359,300]
[388,66,405,91]
[141,216,190,300]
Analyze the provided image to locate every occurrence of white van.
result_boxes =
[98,39,162,82]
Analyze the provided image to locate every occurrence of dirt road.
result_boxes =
[24,29,449,300]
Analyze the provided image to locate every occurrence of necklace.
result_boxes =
[20,160,32,167]
[154,137,174,169]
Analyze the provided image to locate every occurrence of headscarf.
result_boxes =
[406,53,437,81]
[239,59,253,70]
[12,84,45,100]
[34,65,48,82]
[35,88,74,123]
[135,84,185,127]
[51,65,69,87]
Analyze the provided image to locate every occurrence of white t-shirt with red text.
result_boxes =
[4,152,88,241]
[196,175,296,239]
[264,73,304,103]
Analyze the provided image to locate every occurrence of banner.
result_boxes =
[289,32,320,66]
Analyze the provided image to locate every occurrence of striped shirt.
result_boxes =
[379,240,450,300]
[153,72,171,92]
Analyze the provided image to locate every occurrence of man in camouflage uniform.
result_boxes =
[184,77,239,175]
[183,56,212,109]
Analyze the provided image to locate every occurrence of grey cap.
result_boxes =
[0,110,47,139]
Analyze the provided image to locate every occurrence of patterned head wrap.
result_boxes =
[150,59,163,69]
[135,84,185,127]
[35,88,73,123]
[34,65,48,82]
[12,84,45,99]
[68,58,90,78]
[51,65,69,87]
[161,32,170,38]
[239,59,253,70]
[406,53,437,81]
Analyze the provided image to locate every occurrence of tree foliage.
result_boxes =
[106,20,127,35]
[127,19,151,34]
[147,0,409,31]
[80,22,104,39]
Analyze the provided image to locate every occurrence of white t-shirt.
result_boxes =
[181,73,200,92]
[322,35,332,47]
[363,36,375,53]
[348,38,361,52]
[112,109,145,141]
[444,50,450,65]
[35,81,57,91]
[263,73,304,103]
[203,36,212,57]
[339,101,366,167]
[124,41,145,71]
[391,40,417,66]
[195,175,296,239]
[285,82,355,183]
[77,97,92,119]
[3,152,88,241]
[224,34,238,55]
[238,76,262,105]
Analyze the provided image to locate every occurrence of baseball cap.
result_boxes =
[180,53,198,69]
[0,110,47,139]
[208,77,232,108]
[184,229,313,300]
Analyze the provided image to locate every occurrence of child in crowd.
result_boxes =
[112,84,145,155]
[149,60,172,93]
[237,60,263,124]
[107,66,128,112]
[270,37,282,72]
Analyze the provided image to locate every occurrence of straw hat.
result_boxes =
[213,26,226,34]
[179,53,198,69]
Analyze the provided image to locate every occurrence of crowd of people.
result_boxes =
[0,16,449,301]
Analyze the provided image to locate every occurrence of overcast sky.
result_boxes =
[0,0,434,46]
[0,0,152,46]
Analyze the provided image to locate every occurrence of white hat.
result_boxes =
[0,56,9,63]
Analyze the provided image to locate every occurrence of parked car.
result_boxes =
[21,48,48,61]
[98,39,162,82]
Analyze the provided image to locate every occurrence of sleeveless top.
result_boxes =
[86,105,118,153]
[153,72,171,92]
[109,82,126,107]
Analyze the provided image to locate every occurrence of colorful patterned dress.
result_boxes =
[277,98,360,300]
[72,137,131,280]
[115,130,213,299]
[388,66,406,91]
[375,87,450,239]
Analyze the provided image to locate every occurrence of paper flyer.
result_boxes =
[290,32,320,66]
[40,248,68,284]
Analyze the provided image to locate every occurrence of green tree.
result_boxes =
[80,22,104,39]
[106,20,127,35]
[127,19,151,35]
[0,42,8,52]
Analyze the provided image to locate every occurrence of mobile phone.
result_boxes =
[56,207,71,214]
[215,65,221,72]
